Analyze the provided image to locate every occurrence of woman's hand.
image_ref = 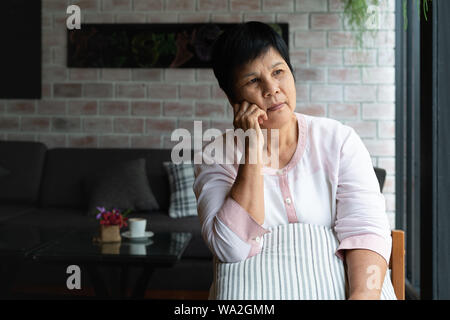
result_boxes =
[232,101,268,162]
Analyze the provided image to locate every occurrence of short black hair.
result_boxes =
[211,21,295,104]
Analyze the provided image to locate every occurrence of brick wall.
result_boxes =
[0,0,396,227]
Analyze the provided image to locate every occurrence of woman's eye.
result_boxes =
[274,69,283,75]
[248,78,258,84]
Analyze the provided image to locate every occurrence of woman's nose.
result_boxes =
[262,79,280,98]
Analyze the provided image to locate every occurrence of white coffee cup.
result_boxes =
[128,218,147,237]
[129,243,147,255]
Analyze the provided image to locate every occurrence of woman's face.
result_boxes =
[231,46,296,129]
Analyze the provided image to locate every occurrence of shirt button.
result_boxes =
[285,197,291,205]
[255,236,261,243]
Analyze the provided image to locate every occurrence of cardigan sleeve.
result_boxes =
[193,161,270,263]
[334,126,392,265]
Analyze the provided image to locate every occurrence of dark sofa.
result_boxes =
[0,140,213,295]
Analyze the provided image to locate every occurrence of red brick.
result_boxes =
[243,14,275,23]
[345,85,377,102]
[102,69,131,81]
[54,84,82,98]
[362,67,395,84]
[329,0,345,12]
[311,85,342,102]
[69,69,99,81]
[166,0,195,10]
[148,84,178,99]
[311,13,341,30]
[0,117,19,131]
[179,13,211,23]
[296,0,327,12]
[131,101,161,116]
[145,118,177,135]
[231,0,260,11]
[378,157,395,174]
[362,103,395,120]
[84,13,115,23]
[295,31,326,48]
[100,101,130,116]
[210,120,234,133]
[198,0,228,11]
[362,139,395,157]
[165,69,195,82]
[134,0,162,10]
[211,85,228,100]
[378,49,395,66]
[51,117,81,132]
[7,101,35,114]
[263,0,294,12]
[147,13,178,23]
[329,103,360,119]
[163,101,194,117]
[38,134,67,148]
[116,83,146,99]
[43,67,67,82]
[115,13,146,23]
[21,117,51,132]
[99,136,130,148]
[83,118,113,133]
[328,68,361,83]
[180,85,210,99]
[295,84,309,101]
[345,120,377,138]
[344,50,377,66]
[70,0,100,10]
[131,135,161,148]
[69,135,97,148]
[310,50,343,66]
[197,69,216,82]
[42,0,67,11]
[378,121,395,138]
[68,101,98,115]
[211,13,243,23]
[328,32,358,48]
[378,85,395,102]
[277,13,308,29]
[195,101,226,118]
[6,133,36,142]
[114,118,144,134]
[295,104,326,117]
[294,67,325,82]
[83,83,113,98]
[38,101,66,115]
[131,69,162,81]
[103,0,131,11]
[42,84,52,98]
[289,50,308,66]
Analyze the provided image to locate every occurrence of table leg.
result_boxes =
[85,264,109,298]
[131,266,154,299]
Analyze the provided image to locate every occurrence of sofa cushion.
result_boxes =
[0,141,47,205]
[163,162,197,218]
[0,204,35,223]
[84,158,159,216]
[3,208,99,230]
[0,165,10,177]
[39,148,174,210]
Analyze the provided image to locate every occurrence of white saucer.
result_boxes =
[121,231,154,241]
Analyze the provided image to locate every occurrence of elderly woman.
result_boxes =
[192,21,392,300]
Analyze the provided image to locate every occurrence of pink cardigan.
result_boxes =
[193,112,392,265]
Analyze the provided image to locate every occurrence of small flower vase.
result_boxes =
[100,225,121,243]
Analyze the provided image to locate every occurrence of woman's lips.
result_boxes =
[268,103,285,112]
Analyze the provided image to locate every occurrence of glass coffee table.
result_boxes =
[0,224,70,298]
[31,230,192,299]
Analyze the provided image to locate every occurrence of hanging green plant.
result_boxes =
[341,0,433,48]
